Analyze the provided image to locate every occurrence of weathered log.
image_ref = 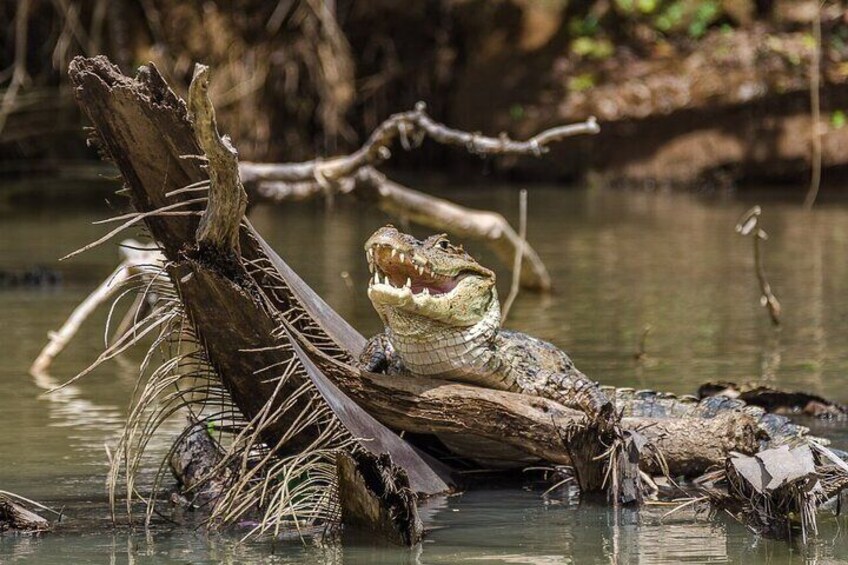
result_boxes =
[0,495,51,533]
[628,412,761,476]
[295,335,760,478]
[169,419,234,510]
[336,451,423,546]
[68,56,762,491]
[69,55,450,497]
[699,381,848,419]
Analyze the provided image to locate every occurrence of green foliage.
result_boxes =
[615,0,726,39]
[569,14,600,37]
[569,73,596,92]
[687,1,719,38]
[832,110,847,130]
[571,36,615,59]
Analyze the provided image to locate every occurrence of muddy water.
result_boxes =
[1,185,847,563]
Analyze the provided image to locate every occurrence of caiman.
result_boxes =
[359,226,823,463]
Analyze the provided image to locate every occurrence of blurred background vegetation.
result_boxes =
[1,0,847,190]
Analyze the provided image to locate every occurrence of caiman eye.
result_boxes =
[438,240,449,250]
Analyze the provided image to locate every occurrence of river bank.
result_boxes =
[2,1,847,191]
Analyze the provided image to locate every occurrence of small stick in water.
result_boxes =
[634,324,652,361]
[501,189,528,324]
[736,206,781,326]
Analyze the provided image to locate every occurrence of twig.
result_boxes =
[501,189,528,323]
[736,206,781,325]
[188,64,248,253]
[633,324,652,360]
[30,241,164,376]
[804,2,823,210]
[357,169,551,291]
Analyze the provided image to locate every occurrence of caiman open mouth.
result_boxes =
[366,244,467,296]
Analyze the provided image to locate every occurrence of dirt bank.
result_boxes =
[2,0,847,188]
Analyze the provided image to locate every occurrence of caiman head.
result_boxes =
[365,226,498,328]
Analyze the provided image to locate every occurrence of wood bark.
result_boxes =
[169,419,234,509]
[69,56,449,496]
[336,451,423,546]
[297,336,760,477]
[187,64,247,254]
[0,496,51,533]
[69,56,761,493]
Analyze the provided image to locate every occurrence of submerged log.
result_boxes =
[0,495,51,533]
[699,381,848,419]
[336,451,423,546]
[169,419,234,510]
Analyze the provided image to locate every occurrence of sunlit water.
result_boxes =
[1,184,847,563]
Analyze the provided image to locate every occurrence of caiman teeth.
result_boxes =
[368,262,374,273]
[399,252,406,264]
[405,277,412,288]
[391,249,397,259]
[417,265,424,275]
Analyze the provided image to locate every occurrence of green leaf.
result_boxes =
[832,110,846,129]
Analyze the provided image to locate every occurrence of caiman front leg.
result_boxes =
[359,332,399,374]
[526,369,617,431]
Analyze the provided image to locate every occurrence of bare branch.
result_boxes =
[253,168,552,291]
[358,169,551,291]
[30,240,164,376]
[501,188,528,321]
[736,206,781,325]
[239,104,599,184]
[239,105,596,291]
[188,64,248,253]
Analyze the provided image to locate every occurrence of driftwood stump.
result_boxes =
[336,452,423,546]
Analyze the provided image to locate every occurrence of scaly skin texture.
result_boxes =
[361,226,615,428]
[360,226,830,451]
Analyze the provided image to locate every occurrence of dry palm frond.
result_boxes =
[45,180,358,539]
[96,262,355,538]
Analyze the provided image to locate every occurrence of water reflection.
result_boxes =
[2,186,848,562]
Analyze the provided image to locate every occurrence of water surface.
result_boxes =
[1,184,847,563]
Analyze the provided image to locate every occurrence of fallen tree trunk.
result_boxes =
[297,335,761,476]
[68,56,451,501]
[67,56,763,485]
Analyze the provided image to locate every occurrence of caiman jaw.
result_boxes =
[366,243,467,298]
[364,230,496,327]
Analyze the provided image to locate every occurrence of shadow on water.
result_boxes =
[1,184,848,562]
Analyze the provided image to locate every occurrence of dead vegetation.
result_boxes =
[30,55,848,546]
